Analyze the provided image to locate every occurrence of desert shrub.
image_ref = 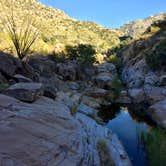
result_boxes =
[145,39,166,70]
[106,54,123,70]
[142,128,166,166]
[1,1,39,60]
[0,83,9,92]
[111,77,122,99]
[97,139,115,166]
[65,45,78,60]
[76,44,96,65]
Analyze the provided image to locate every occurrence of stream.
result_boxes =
[98,105,154,166]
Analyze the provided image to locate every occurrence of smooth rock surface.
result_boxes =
[148,99,166,129]
[0,94,132,166]
[3,83,43,102]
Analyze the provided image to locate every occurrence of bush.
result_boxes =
[97,139,115,166]
[0,83,9,92]
[111,77,122,99]
[142,128,166,166]
[106,54,123,70]
[2,10,38,60]
[145,39,166,70]
[76,44,96,65]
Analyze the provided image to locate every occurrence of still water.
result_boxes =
[98,105,153,166]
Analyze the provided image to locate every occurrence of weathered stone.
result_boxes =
[81,95,101,109]
[144,86,166,104]
[3,83,43,102]
[159,75,166,86]
[96,62,116,73]
[144,72,159,86]
[0,94,132,166]
[116,90,132,104]
[0,72,7,83]
[28,55,56,74]
[148,99,166,129]
[128,88,145,103]
[85,87,108,98]
[56,62,77,81]
[13,74,32,83]
[77,103,97,117]
[94,73,115,90]
[0,51,21,77]
[122,59,148,88]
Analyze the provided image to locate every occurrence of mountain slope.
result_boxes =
[118,13,166,38]
[0,0,122,54]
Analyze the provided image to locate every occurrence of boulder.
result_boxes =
[144,72,159,86]
[0,51,21,77]
[13,74,32,83]
[93,73,115,90]
[96,62,116,73]
[159,75,166,86]
[116,90,132,104]
[0,94,132,166]
[148,99,166,129]
[3,83,43,102]
[56,62,77,81]
[28,55,56,74]
[128,88,145,103]
[77,103,97,117]
[85,87,108,98]
[122,59,148,88]
[144,86,166,104]
[81,95,101,109]
[0,72,7,83]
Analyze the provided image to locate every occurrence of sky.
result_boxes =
[38,0,166,28]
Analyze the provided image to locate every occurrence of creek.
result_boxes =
[98,104,155,166]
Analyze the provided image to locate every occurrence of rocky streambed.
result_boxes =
[0,51,165,166]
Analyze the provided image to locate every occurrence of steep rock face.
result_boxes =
[118,13,166,38]
[148,99,166,129]
[0,94,132,166]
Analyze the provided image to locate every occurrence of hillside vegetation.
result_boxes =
[0,0,122,55]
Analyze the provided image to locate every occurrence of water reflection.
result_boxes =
[98,105,154,166]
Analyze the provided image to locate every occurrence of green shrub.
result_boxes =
[142,128,166,166]
[145,39,166,70]
[106,54,123,70]
[97,139,115,166]
[0,83,9,92]
[76,44,96,65]
[111,77,122,99]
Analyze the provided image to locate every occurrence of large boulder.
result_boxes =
[13,74,32,83]
[56,62,78,81]
[85,87,109,98]
[0,94,132,166]
[96,62,116,73]
[148,99,166,129]
[144,86,166,104]
[27,55,56,74]
[159,75,166,86]
[128,88,145,103]
[93,73,116,90]
[116,90,132,104]
[0,72,7,83]
[122,59,148,88]
[3,82,43,102]
[0,51,21,77]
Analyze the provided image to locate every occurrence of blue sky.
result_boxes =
[38,0,166,28]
